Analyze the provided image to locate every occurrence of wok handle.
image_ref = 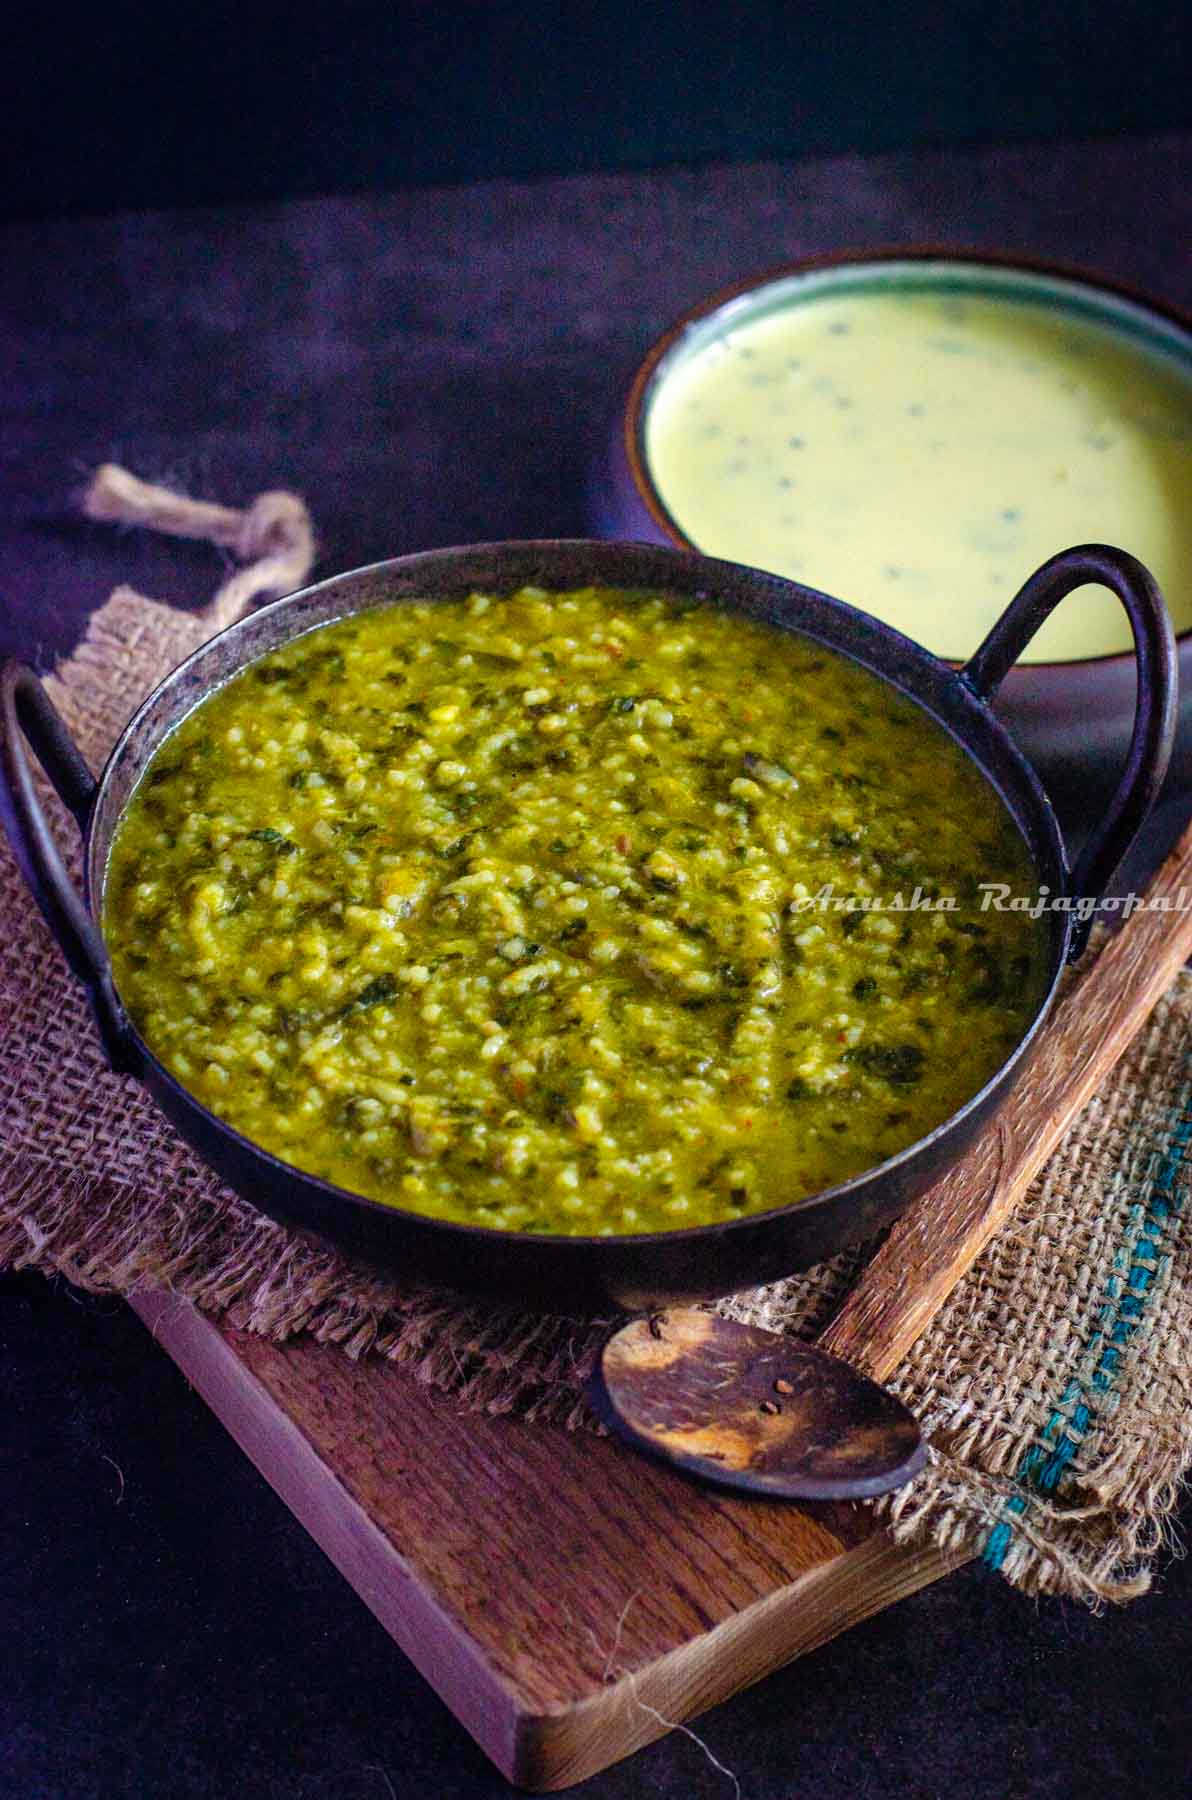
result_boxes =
[961,544,1178,922]
[0,658,138,1072]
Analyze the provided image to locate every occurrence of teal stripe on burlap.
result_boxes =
[983,1073,1192,1573]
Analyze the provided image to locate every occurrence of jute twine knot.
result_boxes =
[3,456,1190,1605]
[82,463,316,633]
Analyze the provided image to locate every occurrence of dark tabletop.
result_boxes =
[2,132,1191,1800]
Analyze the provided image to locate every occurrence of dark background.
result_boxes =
[3,5,1192,1798]
[5,0,1192,221]
[5,1268,1192,1800]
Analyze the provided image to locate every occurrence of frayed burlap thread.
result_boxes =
[3,467,1191,1605]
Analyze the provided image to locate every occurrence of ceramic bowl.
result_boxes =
[594,248,1192,770]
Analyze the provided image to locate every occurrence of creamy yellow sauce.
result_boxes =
[645,285,1192,662]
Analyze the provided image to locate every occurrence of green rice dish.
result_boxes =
[104,586,1044,1235]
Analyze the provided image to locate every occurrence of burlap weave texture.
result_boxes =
[4,480,1190,1605]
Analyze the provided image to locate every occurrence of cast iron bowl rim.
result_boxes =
[622,243,1192,675]
[87,537,1070,1259]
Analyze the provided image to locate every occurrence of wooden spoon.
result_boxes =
[590,814,1192,1501]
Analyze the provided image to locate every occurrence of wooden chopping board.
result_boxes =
[129,818,1192,1791]
[132,1293,954,1791]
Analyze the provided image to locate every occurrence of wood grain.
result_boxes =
[595,1310,924,1499]
[132,1291,957,1789]
[821,815,1192,1379]
[126,817,1192,1788]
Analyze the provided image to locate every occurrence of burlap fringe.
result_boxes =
[9,1111,1186,1601]
[0,1145,613,1422]
[4,465,1191,1610]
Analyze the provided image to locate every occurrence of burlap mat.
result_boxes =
[4,470,1191,1606]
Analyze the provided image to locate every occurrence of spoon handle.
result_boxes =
[819,812,1192,1382]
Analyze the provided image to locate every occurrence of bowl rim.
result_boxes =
[623,243,1192,676]
[90,537,1069,1258]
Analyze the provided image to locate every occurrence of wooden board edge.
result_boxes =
[515,1531,964,1790]
[130,1291,965,1793]
[129,1290,526,1782]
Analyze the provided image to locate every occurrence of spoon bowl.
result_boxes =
[589,1310,927,1502]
